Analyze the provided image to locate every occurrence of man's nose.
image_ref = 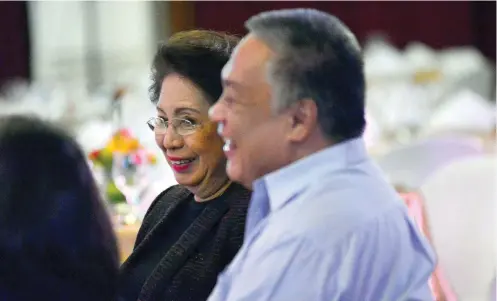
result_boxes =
[209,103,227,137]
[208,102,222,122]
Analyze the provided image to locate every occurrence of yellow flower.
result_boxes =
[127,138,140,152]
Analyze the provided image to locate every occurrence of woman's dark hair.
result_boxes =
[150,30,240,105]
[0,115,119,301]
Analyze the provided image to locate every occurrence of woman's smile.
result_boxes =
[166,155,198,173]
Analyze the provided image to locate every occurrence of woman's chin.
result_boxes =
[174,172,195,186]
[173,167,203,188]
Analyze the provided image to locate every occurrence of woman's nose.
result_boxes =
[162,125,183,150]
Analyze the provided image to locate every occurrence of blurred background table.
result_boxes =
[116,223,141,262]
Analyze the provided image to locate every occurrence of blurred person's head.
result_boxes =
[209,9,366,188]
[0,115,119,301]
[148,30,240,200]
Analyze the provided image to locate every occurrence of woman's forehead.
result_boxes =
[158,75,210,113]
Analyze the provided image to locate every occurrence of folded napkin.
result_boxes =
[404,42,439,72]
[423,89,496,134]
[76,120,114,152]
[363,37,410,79]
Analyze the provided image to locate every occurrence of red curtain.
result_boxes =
[0,1,30,86]
[194,1,495,62]
[0,2,494,86]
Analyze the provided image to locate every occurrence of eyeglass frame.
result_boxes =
[146,116,201,136]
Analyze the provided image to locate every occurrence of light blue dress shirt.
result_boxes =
[208,138,436,301]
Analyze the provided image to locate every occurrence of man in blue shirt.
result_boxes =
[208,8,436,301]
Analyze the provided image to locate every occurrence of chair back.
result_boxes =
[401,191,458,301]
[376,136,484,188]
[420,155,496,301]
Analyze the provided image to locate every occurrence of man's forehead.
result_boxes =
[222,34,273,83]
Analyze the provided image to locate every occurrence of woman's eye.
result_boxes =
[185,118,197,124]
[178,117,197,126]
[180,119,195,128]
[158,117,168,127]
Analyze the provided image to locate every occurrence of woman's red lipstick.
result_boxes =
[167,155,195,173]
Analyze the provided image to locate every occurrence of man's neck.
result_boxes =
[248,134,333,191]
[289,134,333,165]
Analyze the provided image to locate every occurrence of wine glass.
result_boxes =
[112,151,150,225]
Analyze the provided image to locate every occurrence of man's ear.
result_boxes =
[286,99,318,143]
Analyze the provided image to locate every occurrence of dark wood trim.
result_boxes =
[169,2,195,34]
[0,1,30,85]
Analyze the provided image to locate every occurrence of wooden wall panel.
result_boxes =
[193,1,495,62]
[169,1,195,34]
[0,1,30,85]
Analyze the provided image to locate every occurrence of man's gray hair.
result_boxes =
[245,9,366,142]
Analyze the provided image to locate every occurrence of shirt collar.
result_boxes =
[253,137,368,212]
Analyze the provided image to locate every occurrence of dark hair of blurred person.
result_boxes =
[118,30,250,301]
[0,115,119,301]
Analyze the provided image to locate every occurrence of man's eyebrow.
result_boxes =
[222,79,242,89]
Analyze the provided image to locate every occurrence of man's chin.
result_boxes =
[226,159,240,180]
[226,160,252,190]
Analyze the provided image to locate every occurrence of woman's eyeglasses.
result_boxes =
[147,117,200,136]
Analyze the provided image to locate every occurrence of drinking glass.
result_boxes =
[112,152,150,224]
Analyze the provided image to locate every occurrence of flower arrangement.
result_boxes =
[88,129,157,204]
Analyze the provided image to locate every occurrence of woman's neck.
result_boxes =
[194,178,232,202]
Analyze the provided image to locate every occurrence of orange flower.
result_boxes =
[106,129,142,154]
[89,150,101,161]
[147,153,157,164]
[128,138,140,151]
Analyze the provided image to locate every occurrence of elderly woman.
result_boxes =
[118,30,250,301]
